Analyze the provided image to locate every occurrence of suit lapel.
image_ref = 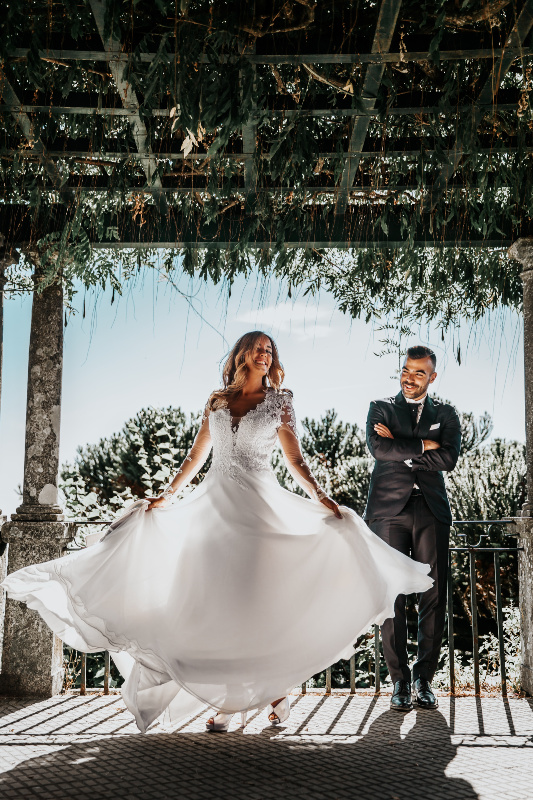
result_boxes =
[415,395,437,438]
[393,392,413,437]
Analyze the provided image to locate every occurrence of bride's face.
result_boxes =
[245,336,273,378]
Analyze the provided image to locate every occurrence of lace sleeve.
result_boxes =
[159,405,213,501]
[277,394,327,502]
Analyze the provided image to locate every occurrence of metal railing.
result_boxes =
[301,519,520,696]
[63,518,520,696]
[66,521,112,695]
[447,519,520,697]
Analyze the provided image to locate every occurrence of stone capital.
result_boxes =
[514,515,533,540]
[11,502,65,523]
[509,237,533,274]
[1,519,70,544]
[0,235,20,275]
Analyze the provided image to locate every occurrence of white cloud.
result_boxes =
[234,301,334,340]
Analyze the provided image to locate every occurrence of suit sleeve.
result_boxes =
[410,407,462,473]
[366,401,424,462]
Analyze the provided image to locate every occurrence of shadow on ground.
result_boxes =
[0,700,479,800]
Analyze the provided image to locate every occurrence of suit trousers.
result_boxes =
[368,494,450,683]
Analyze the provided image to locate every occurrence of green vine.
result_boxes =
[0,0,532,324]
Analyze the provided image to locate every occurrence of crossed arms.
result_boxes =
[366,401,462,473]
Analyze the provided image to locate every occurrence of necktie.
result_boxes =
[410,404,422,429]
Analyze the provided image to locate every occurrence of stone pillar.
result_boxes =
[0,239,19,668]
[0,259,71,696]
[509,237,533,694]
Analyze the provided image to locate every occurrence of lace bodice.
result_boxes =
[208,389,294,486]
[160,388,326,502]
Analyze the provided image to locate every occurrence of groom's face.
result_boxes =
[400,357,437,400]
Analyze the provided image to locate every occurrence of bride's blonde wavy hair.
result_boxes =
[208,331,285,410]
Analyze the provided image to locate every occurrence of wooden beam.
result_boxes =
[335,0,402,217]
[3,141,532,162]
[429,0,533,209]
[242,45,257,209]
[0,71,75,203]
[9,47,533,65]
[3,174,524,192]
[0,204,524,250]
[89,0,166,215]
[5,101,521,118]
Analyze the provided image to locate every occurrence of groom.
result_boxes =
[364,346,461,711]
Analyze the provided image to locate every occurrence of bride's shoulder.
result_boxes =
[204,391,228,415]
[268,387,294,412]
[269,386,293,399]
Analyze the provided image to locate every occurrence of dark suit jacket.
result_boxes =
[364,392,462,525]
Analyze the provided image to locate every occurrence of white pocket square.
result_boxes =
[429,423,440,430]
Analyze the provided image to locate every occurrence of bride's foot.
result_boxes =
[267,697,290,725]
[205,711,247,732]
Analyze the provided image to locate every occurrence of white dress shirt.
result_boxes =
[403,393,428,485]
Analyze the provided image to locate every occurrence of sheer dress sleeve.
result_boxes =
[277,394,328,502]
[160,405,213,501]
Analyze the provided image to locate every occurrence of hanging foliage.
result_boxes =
[0,0,532,323]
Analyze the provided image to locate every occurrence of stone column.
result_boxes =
[0,258,71,695]
[0,240,20,670]
[508,237,533,695]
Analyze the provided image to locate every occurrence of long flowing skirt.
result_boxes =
[1,470,432,732]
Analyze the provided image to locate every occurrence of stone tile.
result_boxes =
[0,693,532,799]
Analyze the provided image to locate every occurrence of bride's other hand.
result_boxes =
[145,496,169,511]
[320,496,343,519]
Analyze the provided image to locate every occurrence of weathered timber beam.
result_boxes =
[90,238,514,249]
[89,0,166,215]
[3,174,523,192]
[9,47,533,65]
[0,72,75,204]
[335,0,402,216]
[5,101,521,118]
[4,142,532,161]
[0,204,525,249]
[429,0,533,209]
[242,45,257,208]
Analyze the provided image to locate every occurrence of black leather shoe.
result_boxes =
[413,678,438,709]
[390,680,413,711]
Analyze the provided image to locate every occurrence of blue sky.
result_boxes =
[0,266,525,517]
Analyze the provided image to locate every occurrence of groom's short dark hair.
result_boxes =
[406,345,436,370]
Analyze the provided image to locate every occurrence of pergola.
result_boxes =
[1,0,533,698]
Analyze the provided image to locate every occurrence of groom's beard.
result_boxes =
[401,383,429,400]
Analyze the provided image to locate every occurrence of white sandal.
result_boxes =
[205,711,247,732]
[267,697,290,725]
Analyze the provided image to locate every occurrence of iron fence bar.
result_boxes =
[80,653,87,696]
[374,625,381,694]
[350,654,356,694]
[301,680,306,694]
[451,547,521,552]
[469,550,481,694]
[447,551,456,695]
[104,651,111,695]
[451,519,516,524]
[493,551,508,697]
[325,666,332,693]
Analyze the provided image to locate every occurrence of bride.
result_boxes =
[1,331,432,733]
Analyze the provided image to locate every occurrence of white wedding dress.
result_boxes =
[2,389,432,732]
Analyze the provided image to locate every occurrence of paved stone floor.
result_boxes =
[0,691,532,799]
